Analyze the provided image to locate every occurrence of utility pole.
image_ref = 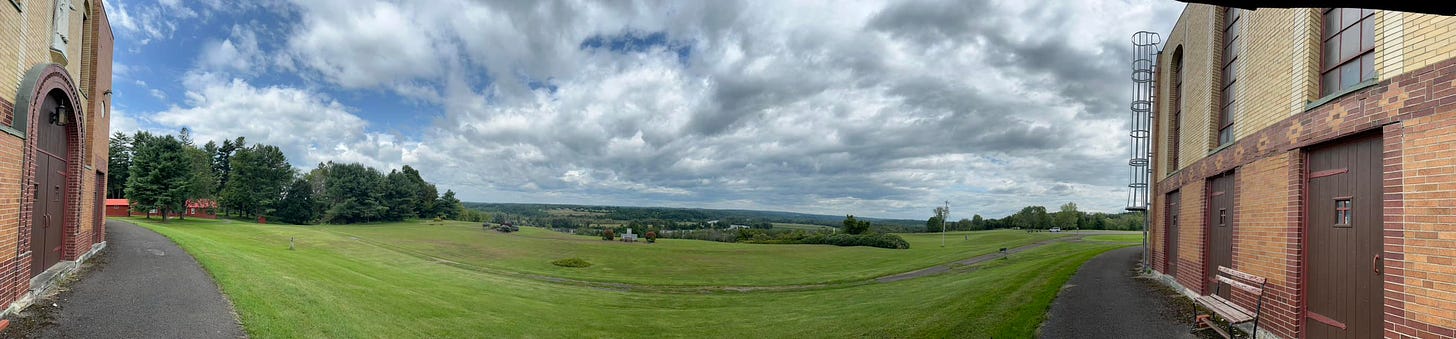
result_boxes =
[941,200,949,247]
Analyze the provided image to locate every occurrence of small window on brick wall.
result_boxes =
[1335,198,1352,227]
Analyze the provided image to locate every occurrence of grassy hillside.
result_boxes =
[122,217,1130,338]
[320,220,1063,286]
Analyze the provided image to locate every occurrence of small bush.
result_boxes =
[645,231,657,243]
[552,258,592,268]
[602,228,616,241]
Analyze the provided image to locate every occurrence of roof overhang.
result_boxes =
[1177,1,1455,16]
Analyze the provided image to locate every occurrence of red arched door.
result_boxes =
[30,90,71,275]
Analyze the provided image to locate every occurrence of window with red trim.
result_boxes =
[1321,8,1376,97]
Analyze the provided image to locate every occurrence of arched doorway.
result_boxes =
[14,64,85,279]
[30,90,73,274]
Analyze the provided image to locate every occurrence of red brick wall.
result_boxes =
[1176,182,1207,294]
[1232,151,1301,338]
[0,67,107,316]
[1388,110,1456,338]
[0,99,19,310]
[1149,32,1456,339]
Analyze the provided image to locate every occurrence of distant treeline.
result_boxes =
[466,202,1142,234]
[108,129,463,224]
[572,215,909,249]
[927,203,1144,232]
[461,202,925,231]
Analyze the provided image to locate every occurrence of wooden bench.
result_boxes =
[1194,266,1266,339]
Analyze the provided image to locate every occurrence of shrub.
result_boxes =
[552,258,592,268]
[645,231,657,243]
[603,228,616,241]
[743,231,910,249]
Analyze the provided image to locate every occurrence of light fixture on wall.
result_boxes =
[50,101,71,125]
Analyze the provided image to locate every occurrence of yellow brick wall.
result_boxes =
[1,0,92,108]
[1157,8,1456,179]
[1380,12,1456,80]
[1158,4,1218,175]
[1236,9,1316,142]
[0,136,19,262]
[0,0,108,258]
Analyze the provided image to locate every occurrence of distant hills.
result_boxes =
[461,202,926,229]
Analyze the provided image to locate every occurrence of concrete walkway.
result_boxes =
[29,220,245,338]
[1039,247,1200,339]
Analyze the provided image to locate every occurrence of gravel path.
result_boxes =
[1039,246,1200,339]
[23,220,246,339]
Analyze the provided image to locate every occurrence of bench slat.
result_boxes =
[1218,275,1264,295]
[1218,266,1267,285]
[1194,295,1255,323]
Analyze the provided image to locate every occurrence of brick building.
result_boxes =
[0,0,113,316]
[1149,5,1456,339]
[103,199,218,219]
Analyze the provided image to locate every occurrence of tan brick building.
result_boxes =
[0,0,113,316]
[1150,5,1456,339]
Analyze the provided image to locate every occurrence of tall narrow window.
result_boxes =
[1321,8,1376,96]
[1169,48,1184,172]
[1218,8,1240,146]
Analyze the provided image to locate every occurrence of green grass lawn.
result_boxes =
[316,220,1065,286]
[120,217,1129,338]
[1083,233,1144,243]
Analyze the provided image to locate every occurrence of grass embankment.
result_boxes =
[1083,233,1144,243]
[319,221,1063,286]
[121,217,1129,338]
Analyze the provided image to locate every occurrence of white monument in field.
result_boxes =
[621,228,638,242]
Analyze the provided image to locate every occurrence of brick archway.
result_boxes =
[13,63,86,280]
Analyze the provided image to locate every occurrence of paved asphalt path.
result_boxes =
[1039,246,1197,339]
[34,220,245,339]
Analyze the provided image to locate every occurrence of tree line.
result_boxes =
[107,129,463,224]
[926,202,1145,232]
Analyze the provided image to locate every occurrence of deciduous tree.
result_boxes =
[842,215,871,235]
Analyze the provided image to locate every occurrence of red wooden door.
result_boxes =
[1305,134,1382,339]
[30,92,70,276]
[1207,172,1234,298]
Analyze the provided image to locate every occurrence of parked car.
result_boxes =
[1049,227,1061,232]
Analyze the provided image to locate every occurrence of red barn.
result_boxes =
[102,199,218,219]
[104,199,130,217]
[182,199,218,219]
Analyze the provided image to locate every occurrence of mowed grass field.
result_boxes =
[1083,233,1144,243]
[122,217,1133,338]
[319,221,1065,286]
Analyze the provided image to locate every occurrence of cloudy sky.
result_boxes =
[106,0,1184,220]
